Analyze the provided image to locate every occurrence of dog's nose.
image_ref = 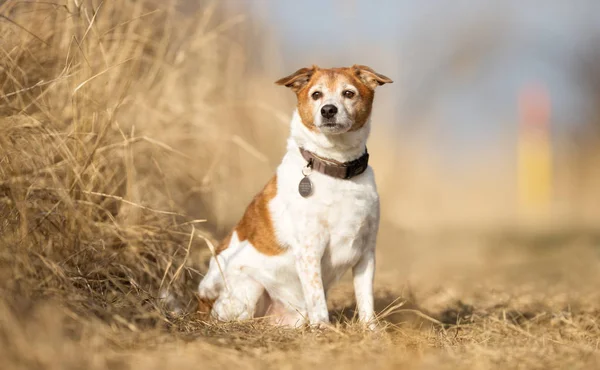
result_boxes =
[320,104,338,119]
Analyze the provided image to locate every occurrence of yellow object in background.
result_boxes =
[517,84,552,218]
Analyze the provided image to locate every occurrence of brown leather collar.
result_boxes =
[299,147,369,179]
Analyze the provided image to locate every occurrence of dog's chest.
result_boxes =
[315,173,378,284]
[274,159,379,285]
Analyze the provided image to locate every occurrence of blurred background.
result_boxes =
[1,1,600,367]
[218,0,600,231]
[217,0,600,311]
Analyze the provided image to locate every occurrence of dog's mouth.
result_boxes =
[316,116,352,134]
[318,121,349,132]
[317,121,351,135]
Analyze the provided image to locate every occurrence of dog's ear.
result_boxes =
[275,65,318,92]
[352,65,393,89]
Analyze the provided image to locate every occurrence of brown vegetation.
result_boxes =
[1,1,599,369]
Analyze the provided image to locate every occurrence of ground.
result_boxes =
[3,229,600,370]
[1,1,599,369]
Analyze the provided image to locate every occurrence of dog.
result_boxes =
[198,64,392,329]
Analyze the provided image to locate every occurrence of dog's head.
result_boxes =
[276,65,392,135]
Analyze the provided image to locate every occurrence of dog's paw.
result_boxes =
[357,319,383,333]
[366,320,379,331]
[211,294,253,322]
[307,320,334,332]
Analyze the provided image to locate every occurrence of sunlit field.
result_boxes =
[1,1,600,369]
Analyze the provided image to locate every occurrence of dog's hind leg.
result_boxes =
[210,272,265,322]
[198,255,226,301]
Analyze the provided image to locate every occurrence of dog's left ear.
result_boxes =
[353,65,393,89]
[275,65,318,93]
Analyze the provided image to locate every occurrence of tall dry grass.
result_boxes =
[2,2,600,369]
[0,0,286,334]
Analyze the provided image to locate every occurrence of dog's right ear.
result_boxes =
[275,65,318,93]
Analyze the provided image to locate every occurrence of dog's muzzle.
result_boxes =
[320,104,338,119]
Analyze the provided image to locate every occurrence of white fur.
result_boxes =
[198,109,380,329]
[308,80,359,135]
[308,82,359,136]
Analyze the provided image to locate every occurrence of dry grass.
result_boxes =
[1,1,600,369]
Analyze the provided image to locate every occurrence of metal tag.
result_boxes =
[298,176,313,197]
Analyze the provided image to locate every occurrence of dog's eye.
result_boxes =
[311,91,322,100]
[343,90,356,99]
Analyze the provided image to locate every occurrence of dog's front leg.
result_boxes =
[353,212,379,330]
[293,239,329,327]
[353,249,376,329]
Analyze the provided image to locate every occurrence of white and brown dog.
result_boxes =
[198,65,392,329]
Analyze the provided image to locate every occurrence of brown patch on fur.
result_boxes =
[343,69,376,132]
[296,83,320,132]
[344,65,392,131]
[352,64,393,89]
[274,65,317,92]
[275,65,319,132]
[216,175,284,256]
[276,65,392,133]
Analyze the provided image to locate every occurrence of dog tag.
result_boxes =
[298,176,313,197]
